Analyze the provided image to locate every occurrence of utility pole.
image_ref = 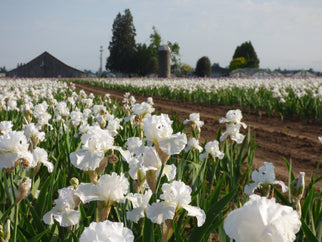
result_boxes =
[99,46,103,77]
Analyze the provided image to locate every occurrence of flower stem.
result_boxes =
[13,203,19,242]
[9,173,18,242]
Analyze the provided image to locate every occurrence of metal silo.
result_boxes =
[158,45,171,78]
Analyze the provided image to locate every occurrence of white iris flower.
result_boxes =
[79,220,134,242]
[244,162,288,195]
[0,131,33,169]
[126,189,153,223]
[75,172,129,206]
[199,140,224,160]
[146,180,206,227]
[43,186,80,227]
[219,109,247,144]
[224,194,301,242]
[142,114,187,156]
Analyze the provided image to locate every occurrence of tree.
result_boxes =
[106,9,136,74]
[0,66,7,73]
[149,26,161,56]
[229,41,260,71]
[133,43,158,76]
[180,63,194,77]
[228,57,247,72]
[195,56,211,77]
[167,41,181,75]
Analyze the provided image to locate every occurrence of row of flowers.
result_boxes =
[73,77,322,120]
[0,78,320,241]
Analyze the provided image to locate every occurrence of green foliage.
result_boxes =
[1,79,321,241]
[106,9,136,74]
[167,41,181,75]
[149,26,161,56]
[229,41,260,71]
[228,57,247,72]
[133,43,158,76]
[195,56,211,77]
[180,63,194,77]
[0,66,7,73]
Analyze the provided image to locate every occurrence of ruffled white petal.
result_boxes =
[182,204,206,227]
[75,183,102,203]
[146,202,175,224]
[224,195,301,242]
[158,133,187,155]
[80,220,134,242]
[127,207,145,223]
[70,149,105,171]
[162,164,176,181]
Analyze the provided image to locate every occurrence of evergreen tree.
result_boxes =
[229,41,260,71]
[195,56,211,77]
[106,9,136,74]
[149,26,161,57]
[133,43,158,76]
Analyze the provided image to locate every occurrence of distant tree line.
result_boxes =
[105,9,320,77]
[0,66,7,73]
[106,9,181,77]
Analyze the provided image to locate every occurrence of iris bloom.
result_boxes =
[184,137,203,153]
[31,147,54,173]
[70,125,115,171]
[183,113,204,133]
[142,147,176,180]
[142,114,187,162]
[126,189,153,223]
[0,121,13,135]
[219,109,247,144]
[224,194,301,242]
[43,186,80,227]
[75,172,129,206]
[125,137,144,156]
[244,162,288,195]
[79,220,134,242]
[146,180,206,227]
[132,102,155,119]
[0,131,33,170]
[199,140,224,160]
[70,110,86,127]
[23,123,46,148]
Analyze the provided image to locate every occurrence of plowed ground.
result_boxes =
[74,82,322,188]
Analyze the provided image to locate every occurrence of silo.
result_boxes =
[158,45,171,78]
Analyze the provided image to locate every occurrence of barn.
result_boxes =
[8,51,85,78]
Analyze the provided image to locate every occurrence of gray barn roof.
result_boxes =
[8,51,85,78]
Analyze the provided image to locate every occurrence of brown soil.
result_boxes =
[73,82,322,189]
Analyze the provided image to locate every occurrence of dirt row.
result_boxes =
[73,82,322,188]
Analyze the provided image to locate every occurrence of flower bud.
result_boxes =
[290,172,305,217]
[155,143,170,164]
[96,157,108,175]
[107,154,119,164]
[97,201,112,222]
[70,177,79,190]
[88,171,98,184]
[0,220,10,242]
[16,177,31,204]
[146,170,157,193]
[291,172,305,200]
[21,158,31,169]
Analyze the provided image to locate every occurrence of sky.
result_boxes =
[1,0,322,72]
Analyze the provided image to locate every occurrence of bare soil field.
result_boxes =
[74,82,322,188]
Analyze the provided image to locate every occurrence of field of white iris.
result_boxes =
[0,78,320,241]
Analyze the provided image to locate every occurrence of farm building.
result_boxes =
[8,51,85,78]
[230,68,273,78]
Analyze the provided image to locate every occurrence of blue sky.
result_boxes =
[1,0,322,72]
